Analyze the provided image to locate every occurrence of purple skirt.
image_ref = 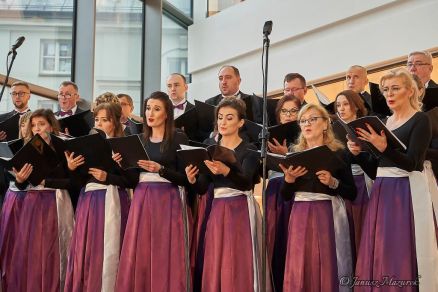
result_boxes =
[266,176,293,292]
[283,200,339,292]
[355,177,418,292]
[0,189,26,291]
[201,195,254,291]
[191,185,214,292]
[350,174,370,253]
[8,189,72,292]
[64,187,130,292]
[115,182,190,292]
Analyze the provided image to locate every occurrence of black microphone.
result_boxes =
[263,21,273,36]
[9,36,25,54]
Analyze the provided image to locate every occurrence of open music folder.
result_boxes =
[177,144,241,174]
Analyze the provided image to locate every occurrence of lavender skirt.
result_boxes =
[0,189,26,291]
[64,187,130,292]
[283,200,339,292]
[355,177,418,292]
[115,182,190,292]
[266,176,293,292]
[201,194,255,291]
[8,189,73,292]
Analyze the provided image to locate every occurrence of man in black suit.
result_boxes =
[0,81,31,140]
[166,73,194,119]
[205,65,262,123]
[283,72,308,106]
[55,81,88,117]
[117,93,142,135]
[407,51,437,88]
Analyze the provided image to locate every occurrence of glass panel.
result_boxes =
[207,0,244,16]
[0,0,74,114]
[161,15,188,89]
[94,0,143,114]
[165,0,192,17]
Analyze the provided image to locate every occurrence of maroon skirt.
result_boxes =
[115,182,190,292]
[283,200,339,292]
[8,189,73,292]
[355,177,418,292]
[0,189,26,291]
[201,194,255,291]
[64,186,130,292]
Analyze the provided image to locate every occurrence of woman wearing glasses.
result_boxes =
[265,95,301,291]
[348,68,437,291]
[280,103,356,292]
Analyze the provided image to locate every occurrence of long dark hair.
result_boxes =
[25,109,60,142]
[143,91,174,152]
[335,90,368,118]
[93,102,124,138]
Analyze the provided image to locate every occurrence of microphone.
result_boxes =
[263,21,273,36]
[9,36,25,54]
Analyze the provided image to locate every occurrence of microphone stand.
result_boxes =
[260,29,271,292]
[0,50,18,103]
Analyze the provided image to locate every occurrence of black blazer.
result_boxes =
[205,91,263,123]
[185,100,195,112]
[428,79,438,88]
[0,108,31,122]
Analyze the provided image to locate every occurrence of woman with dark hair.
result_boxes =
[348,68,438,291]
[334,89,375,254]
[4,109,75,291]
[268,95,301,155]
[280,104,356,292]
[265,94,301,291]
[115,91,191,292]
[186,97,267,291]
[64,102,134,292]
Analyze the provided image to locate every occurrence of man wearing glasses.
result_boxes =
[0,81,31,120]
[407,51,437,88]
[0,81,31,140]
[56,81,88,117]
[283,73,308,106]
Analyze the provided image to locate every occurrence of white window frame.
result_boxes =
[40,39,72,76]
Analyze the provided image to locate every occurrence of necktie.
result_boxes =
[173,102,185,110]
[59,110,73,117]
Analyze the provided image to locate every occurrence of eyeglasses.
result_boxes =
[381,86,402,95]
[10,91,29,97]
[298,116,325,126]
[406,62,430,68]
[57,93,76,99]
[280,108,299,116]
[284,87,304,93]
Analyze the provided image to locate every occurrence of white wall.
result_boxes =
[188,0,438,100]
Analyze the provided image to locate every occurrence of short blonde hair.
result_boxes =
[292,103,344,152]
[379,68,421,111]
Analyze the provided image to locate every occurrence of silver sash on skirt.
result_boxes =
[214,187,271,292]
[139,172,192,292]
[9,183,74,292]
[423,161,438,227]
[294,192,353,292]
[85,183,121,292]
[377,167,438,292]
[351,164,373,196]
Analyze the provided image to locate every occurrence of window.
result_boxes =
[40,40,72,75]
[207,0,244,16]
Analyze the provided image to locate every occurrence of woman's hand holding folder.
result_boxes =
[278,164,307,183]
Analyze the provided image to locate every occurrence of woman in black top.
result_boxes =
[186,97,266,291]
[6,109,74,292]
[64,103,135,292]
[348,68,437,291]
[115,91,191,292]
[279,103,356,292]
